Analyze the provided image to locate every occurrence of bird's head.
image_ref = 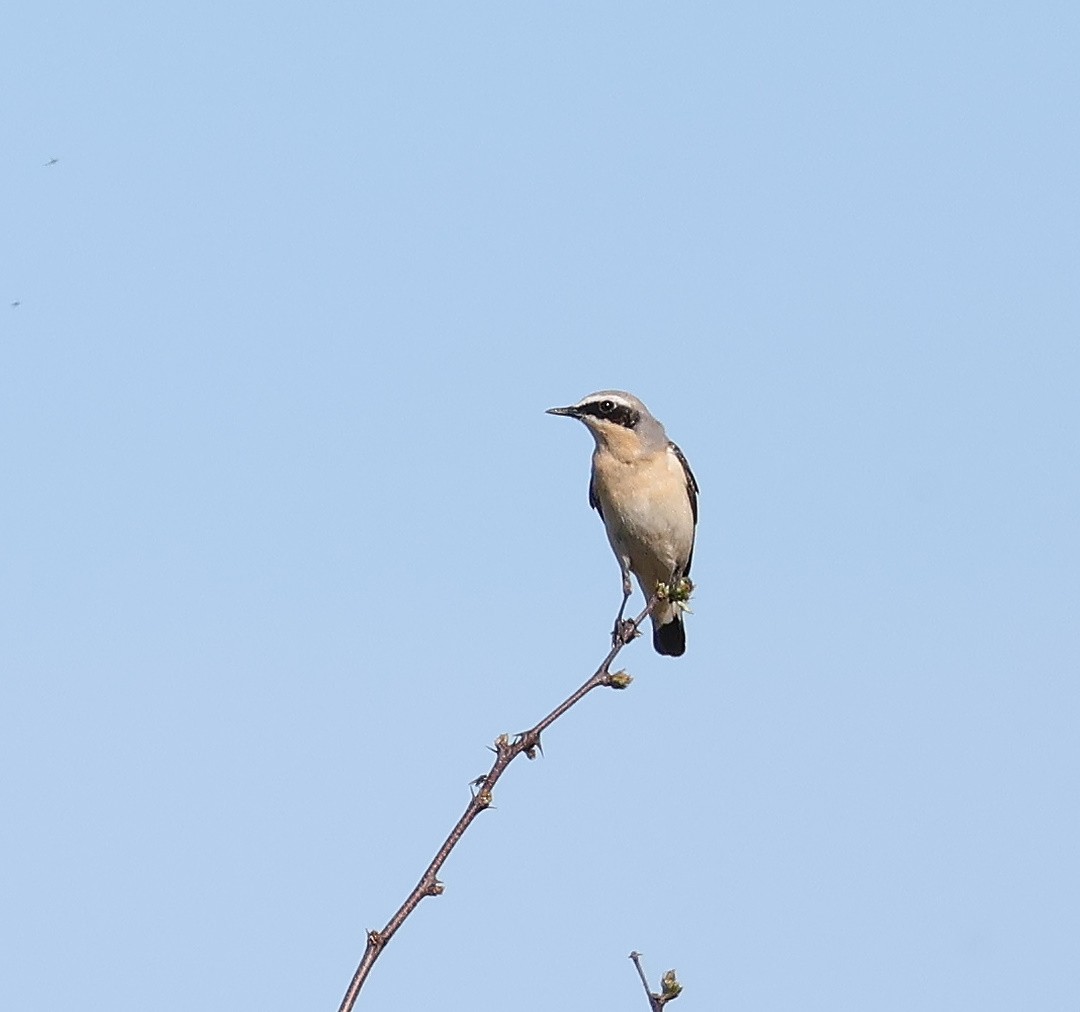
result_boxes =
[546,390,667,459]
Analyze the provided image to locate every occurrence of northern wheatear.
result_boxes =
[547,391,698,656]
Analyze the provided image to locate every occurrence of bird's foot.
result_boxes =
[611,619,639,647]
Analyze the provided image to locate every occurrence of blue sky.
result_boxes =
[3,3,1078,1009]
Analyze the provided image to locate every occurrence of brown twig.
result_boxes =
[629,951,683,1010]
[336,602,653,1012]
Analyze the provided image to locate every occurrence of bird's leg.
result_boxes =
[611,569,637,646]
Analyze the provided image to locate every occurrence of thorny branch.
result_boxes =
[336,601,655,1012]
[629,951,683,1011]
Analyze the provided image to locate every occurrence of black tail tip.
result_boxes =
[653,617,686,657]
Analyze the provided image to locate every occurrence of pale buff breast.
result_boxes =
[591,445,695,581]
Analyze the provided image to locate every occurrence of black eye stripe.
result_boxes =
[578,400,639,429]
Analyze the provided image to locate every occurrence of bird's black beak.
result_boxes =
[546,405,581,418]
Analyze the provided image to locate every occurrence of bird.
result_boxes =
[44,158,59,166]
[10,301,20,308]
[547,390,698,656]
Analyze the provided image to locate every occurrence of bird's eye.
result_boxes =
[599,399,615,414]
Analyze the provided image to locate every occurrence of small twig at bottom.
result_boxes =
[629,951,683,1010]
[336,601,655,1012]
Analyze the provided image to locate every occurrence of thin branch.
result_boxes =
[628,952,683,1010]
[336,602,654,1012]
[629,951,660,1011]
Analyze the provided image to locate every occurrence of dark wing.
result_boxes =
[669,441,698,523]
[589,474,604,520]
[669,440,699,574]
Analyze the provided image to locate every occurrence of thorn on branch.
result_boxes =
[512,729,543,760]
